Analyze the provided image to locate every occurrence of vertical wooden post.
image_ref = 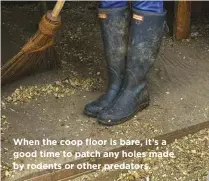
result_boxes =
[173,1,191,40]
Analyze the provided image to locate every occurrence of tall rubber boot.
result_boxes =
[84,7,130,117]
[97,9,166,125]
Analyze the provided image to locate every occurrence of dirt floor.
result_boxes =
[1,2,209,181]
[71,128,209,181]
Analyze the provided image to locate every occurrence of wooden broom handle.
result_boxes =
[51,0,65,18]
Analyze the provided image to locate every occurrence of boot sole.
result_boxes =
[84,109,98,118]
[97,101,149,126]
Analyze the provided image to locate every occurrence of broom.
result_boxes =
[1,0,65,85]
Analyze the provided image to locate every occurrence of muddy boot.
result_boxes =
[84,6,130,117]
[97,9,166,125]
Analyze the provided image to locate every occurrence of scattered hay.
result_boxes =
[4,76,103,104]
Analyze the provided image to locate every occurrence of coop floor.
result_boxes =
[1,2,209,181]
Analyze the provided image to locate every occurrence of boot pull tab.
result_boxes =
[133,13,144,22]
[99,12,107,19]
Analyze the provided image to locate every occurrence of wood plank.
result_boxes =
[174,1,191,40]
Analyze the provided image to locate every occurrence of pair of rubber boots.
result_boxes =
[84,6,166,126]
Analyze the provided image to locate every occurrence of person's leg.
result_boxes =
[132,1,164,13]
[84,1,130,117]
[97,1,166,125]
[100,1,128,8]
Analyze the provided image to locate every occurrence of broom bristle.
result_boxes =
[1,11,61,85]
